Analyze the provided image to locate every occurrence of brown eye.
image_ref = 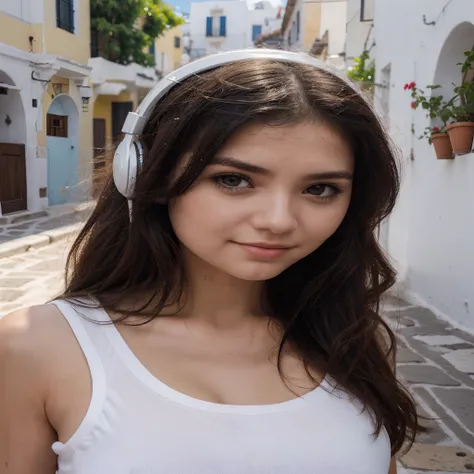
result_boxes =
[213,173,252,190]
[306,184,341,198]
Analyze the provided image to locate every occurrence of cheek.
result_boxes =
[168,189,233,243]
[304,199,351,245]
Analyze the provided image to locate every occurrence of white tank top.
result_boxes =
[51,299,391,474]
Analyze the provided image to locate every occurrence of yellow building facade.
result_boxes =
[0,0,93,214]
[154,25,183,75]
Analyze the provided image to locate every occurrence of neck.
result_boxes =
[175,249,266,331]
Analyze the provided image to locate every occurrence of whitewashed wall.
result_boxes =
[374,0,474,330]
[0,0,43,23]
[248,3,281,45]
[345,0,374,67]
[190,1,249,54]
[320,0,347,56]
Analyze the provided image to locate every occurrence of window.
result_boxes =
[91,29,99,57]
[206,16,226,37]
[360,0,374,21]
[174,36,181,48]
[296,11,300,41]
[56,0,74,33]
[47,114,68,137]
[252,25,262,42]
[149,42,156,56]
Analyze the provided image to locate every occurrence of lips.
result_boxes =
[234,242,292,259]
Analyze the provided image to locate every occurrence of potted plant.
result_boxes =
[419,126,453,159]
[445,50,474,154]
[405,82,454,159]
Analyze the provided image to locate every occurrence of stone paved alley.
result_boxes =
[0,221,473,473]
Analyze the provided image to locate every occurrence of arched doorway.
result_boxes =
[433,22,474,99]
[46,94,79,206]
[0,71,27,214]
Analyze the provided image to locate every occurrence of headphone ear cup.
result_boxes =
[113,135,138,199]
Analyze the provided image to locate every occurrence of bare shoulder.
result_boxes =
[0,303,71,364]
[0,304,73,473]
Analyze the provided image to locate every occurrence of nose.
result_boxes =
[251,192,298,234]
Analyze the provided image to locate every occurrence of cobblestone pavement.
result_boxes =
[1,242,473,472]
[0,208,85,245]
[382,297,474,473]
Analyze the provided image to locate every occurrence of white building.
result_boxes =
[373,0,474,330]
[281,0,347,68]
[344,0,374,68]
[187,0,281,60]
[0,0,93,216]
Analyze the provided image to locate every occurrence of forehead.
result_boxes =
[217,121,354,174]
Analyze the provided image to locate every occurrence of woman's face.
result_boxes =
[169,121,354,281]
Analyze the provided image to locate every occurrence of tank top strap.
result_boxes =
[50,298,114,377]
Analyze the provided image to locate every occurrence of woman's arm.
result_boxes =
[0,308,58,473]
[389,457,398,474]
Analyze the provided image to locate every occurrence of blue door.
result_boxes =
[46,95,79,205]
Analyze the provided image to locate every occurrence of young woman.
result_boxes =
[0,49,423,473]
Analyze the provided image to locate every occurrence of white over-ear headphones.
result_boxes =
[112,48,356,200]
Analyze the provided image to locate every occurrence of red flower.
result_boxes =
[404,83,409,90]
[411,101,416,109]
[410,81,416,89]
[432,127,439,132]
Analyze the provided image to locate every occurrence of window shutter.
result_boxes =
[296,11,300,40]
[219,16,226,37]
[206,16,213,36]
[68,0,75,33]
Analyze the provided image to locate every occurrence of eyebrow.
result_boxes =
[210,156,353,181]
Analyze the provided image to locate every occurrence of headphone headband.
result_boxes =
[113,48,359,202]
[121,49,353,137]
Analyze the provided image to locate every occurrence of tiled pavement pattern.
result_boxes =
[382,297,474,473]
[0,236,473,473]
[0,208,85,245]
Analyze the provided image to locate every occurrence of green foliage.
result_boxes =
[409,85,453,124]
[451,49,474,122]
[91,0,184,67]
[406,48,474,143]
[347,50,375,84]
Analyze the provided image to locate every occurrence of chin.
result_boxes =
[223,263,291,282]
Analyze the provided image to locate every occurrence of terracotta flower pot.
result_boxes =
[445,121,474,154]
[431,133,453,160]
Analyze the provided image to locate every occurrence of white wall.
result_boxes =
[248,4,281,45]
[345,0,374,66]
[320,0,347,55]
[0,0,30,22]
[0,45,49,214]
[374,0,474,330]
[0,88,25,144]
[283,0,303,49]
[190,1,249,54]
[0,0,44,23]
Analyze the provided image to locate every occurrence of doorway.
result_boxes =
[46,94,79,206]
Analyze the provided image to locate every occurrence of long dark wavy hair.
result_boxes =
[62,58,425,456]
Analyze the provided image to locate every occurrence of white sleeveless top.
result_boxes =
[51,299,391,474]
